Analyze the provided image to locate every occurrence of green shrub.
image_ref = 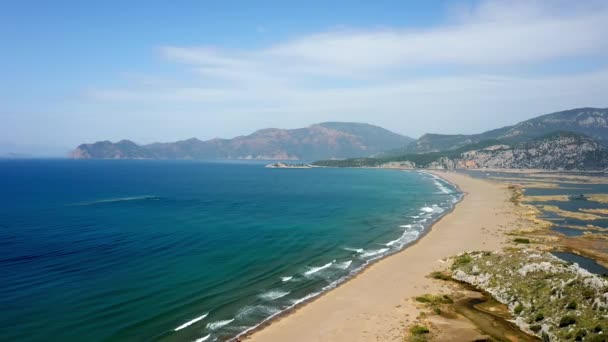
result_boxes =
[575,328,587,341]
[582,288,595,299]
[429,271,451,281]
[566,301,578,310]
[530,324,542,333]
[409,325,430,334]
[534,312,544,322]
[593,325,603,333]
[415,294,453,305]
[559,315,576,327]
[513,238,530,244]
[514,304,524,315]
[452,254,473,269]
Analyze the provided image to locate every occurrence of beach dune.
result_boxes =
[246,171,518,341]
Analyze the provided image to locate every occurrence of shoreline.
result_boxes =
[244,171,517,341]
[234,170,464,340]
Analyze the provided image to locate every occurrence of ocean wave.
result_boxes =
[230,172,463,342]
[386,229,420,247]
[304,261,335,276]
[360,248,389,258]
[280,276,293,282]
[193,334,210,342]
[77,195,160,206]
[206,319,234,330]
[433,179,452,194]
[399,224,412,228]
[418,171,454,194]
[236,305,280,320]
[421,204,445,214]
[259,290,290,301]
[431,204,445,213]
[174,312,208,331]
[336,260,352,269]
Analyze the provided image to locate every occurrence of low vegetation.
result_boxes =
[408,324,430,342]
[450,250,608,341]
[429,271,451,281]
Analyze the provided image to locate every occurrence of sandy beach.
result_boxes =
[246,171,520,341]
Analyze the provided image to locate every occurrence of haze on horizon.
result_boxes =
[2,0,608,155]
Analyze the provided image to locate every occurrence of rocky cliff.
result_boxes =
[394,107,608,154]
[315,132,608,171]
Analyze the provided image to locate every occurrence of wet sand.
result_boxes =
[246,171,519,341]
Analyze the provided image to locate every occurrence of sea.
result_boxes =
[0,160,461,342]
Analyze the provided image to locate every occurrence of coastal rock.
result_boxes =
[451,250,608,341]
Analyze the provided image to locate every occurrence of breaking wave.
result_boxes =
[259,290,290,301]
[304,261,335,276]
[174,312,208,331]
[206,319,234,330]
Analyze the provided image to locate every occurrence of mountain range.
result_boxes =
[71,122,414,161]
[314,108,608,170]
[392,107,607,155]
[71,107,608,170]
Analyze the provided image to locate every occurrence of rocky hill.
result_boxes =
[314,132,608,170]
[71,123,413,161]
[395,107,608,154]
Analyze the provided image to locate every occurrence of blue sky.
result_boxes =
[2,0,608,153]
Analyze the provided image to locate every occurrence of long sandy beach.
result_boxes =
[247,171,519,341]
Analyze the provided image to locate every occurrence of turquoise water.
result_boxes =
[0,160,459,341]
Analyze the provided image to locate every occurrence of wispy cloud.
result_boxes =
[87,0,608,137]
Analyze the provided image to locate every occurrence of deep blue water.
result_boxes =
[0,160,459,341]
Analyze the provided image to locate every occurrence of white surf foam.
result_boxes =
[361,248,389,258]
[232,171,463,342]
[206,319,234,330]
[431,204,445,213]
[259,290,290,301]
[386,229,420,247]
[236,305,280,320]
[385,238,400,247]
[420,207,434,213]
[336,260,352,269]
[174,312,208,331]
[433,179,451,194]
[193,334,210,342]
[280,276,293,282]
[400,224,413,228]
[304,261,335,276]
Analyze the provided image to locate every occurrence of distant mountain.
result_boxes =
[393,107,608,154]
[71,122,414,161]
[314,132,608,171]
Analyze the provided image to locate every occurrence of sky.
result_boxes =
[2,0,608,153]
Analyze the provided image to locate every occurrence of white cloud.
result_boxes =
[157,0,608,77]
[86,0,608,139]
